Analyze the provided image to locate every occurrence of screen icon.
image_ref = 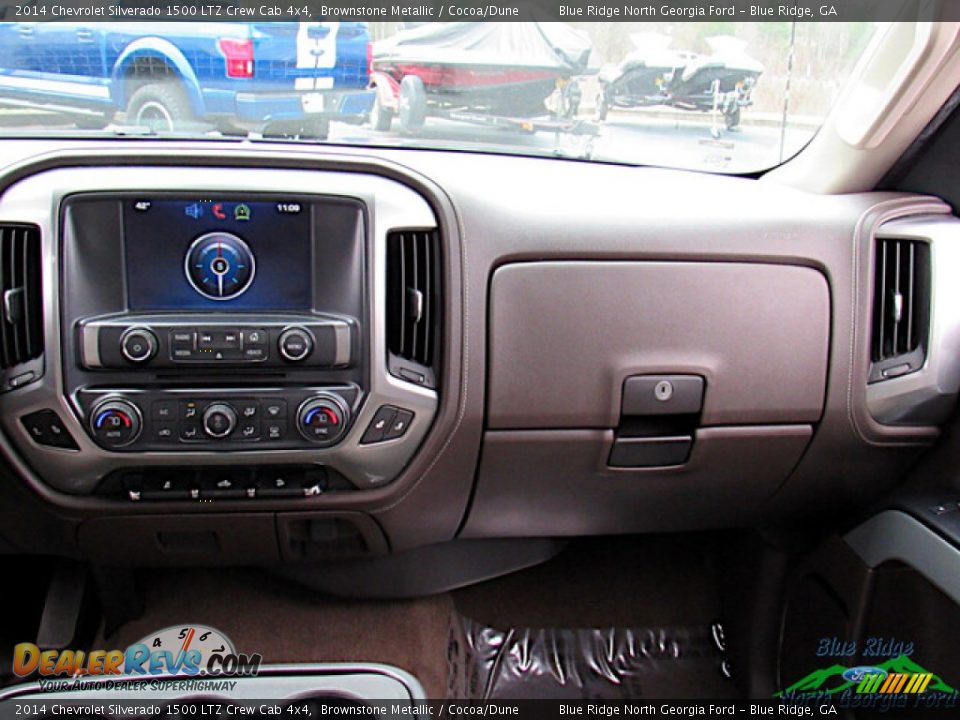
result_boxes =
[133,200,151,212]
[212,203,226,220]
[234,204,251,222]
[185,203,203,219]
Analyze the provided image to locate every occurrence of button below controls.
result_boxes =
[90,399,142,448]
[180,401,200,420]
[236,401,259,420]
[153,422,177,442]
[278,327,314,362]
[244,328,268,347]
[263,399,287,420]
[238,421,260,440]
[120,327,158,364]
[152,400,178,421]
[361,406,397,444]
[21,410,79,450]
[179,422,202,441]
[141,472,192,501]
[361,406,415,444]
[202,403,238,439]
[199,469,246,499]
[265,421,287,440]
[171,330,195,346]
[384,409,414,440]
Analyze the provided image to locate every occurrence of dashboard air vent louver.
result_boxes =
[386,229,440,388]
[870,237,930,382]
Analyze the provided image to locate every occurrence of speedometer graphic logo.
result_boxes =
[185,231,256,301]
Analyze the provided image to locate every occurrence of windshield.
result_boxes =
[0,19,878,173]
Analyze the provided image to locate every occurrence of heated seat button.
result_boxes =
[21,410,79,450]
[360,406,397,445]
[384,409,414,440]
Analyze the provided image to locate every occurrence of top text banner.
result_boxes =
[0,0,946,23]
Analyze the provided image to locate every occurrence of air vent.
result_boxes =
[870,237,930,382]
[386,230,441,388]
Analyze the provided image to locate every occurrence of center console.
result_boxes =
[0,166,441,499]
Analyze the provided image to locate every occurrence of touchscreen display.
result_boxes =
[124,198,312,311]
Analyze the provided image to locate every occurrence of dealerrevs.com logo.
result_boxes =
[13,625,262,680]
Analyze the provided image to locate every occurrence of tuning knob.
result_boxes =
[90,398,142,448]
[278,327,314,362]
[297,394,349,445]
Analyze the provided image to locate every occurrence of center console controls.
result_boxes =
[82,387,358,452]
[0,167,440,495]
[82,318,351,369]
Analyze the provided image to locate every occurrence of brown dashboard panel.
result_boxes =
[487,261,830,429]
[462,425,812,536]
[469,260,831,535]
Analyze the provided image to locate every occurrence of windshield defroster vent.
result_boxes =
[870,237,930,382]
[386,230,440,389]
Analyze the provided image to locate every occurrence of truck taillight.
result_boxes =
[218,38,254,79]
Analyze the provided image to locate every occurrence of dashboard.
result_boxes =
[0,141,955,567]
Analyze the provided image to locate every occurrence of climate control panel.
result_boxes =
[80,387,358,452]
[80,316,352,370]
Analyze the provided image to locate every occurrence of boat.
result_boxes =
[597,34,764,131]
[368,22,595,132]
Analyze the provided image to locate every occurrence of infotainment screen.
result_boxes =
[123,197,312,311]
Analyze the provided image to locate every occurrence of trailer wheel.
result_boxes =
[126,81,194,133]
[724,104,741,131]
[369,95,394,132]
[398,75,427,132]
[560,80,581,119]
[595,92,610,122]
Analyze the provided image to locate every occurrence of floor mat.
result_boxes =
[448,535,739,699]
[447,618,736,700]
[96,567,453,699]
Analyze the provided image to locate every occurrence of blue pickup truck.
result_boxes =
[0,21,373,135]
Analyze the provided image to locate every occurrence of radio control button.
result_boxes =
[279,327,313,362]
[244,328,268,347]
[120,328,157,364]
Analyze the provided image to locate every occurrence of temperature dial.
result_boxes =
[185,231,256,301]
[90,399,142,448]
[297,394,350,445]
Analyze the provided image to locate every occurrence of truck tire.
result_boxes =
[398,75,427,132]
[369,94,394,132]
[126,81,194,132]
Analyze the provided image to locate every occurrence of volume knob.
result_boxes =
[120,327,158,364]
